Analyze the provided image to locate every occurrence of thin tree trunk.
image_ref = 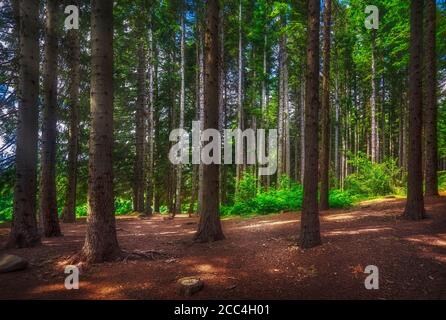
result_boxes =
[7,0,41,248]
[370,30,378,163]
[134,35,147,213]
[299,0,321,249]
[218,4,226,205]
[80,0,121,262]
[194,0,225,242]
[174,10,186,216]
[319,0,331,210]
[300,78,305,184]
[404,0,425,220]
[62,0,80,223]
[40,0,62,237]
[424,0,439,196]
[236,0,244,191]
[189,12,203,215]
[145,16,155,216]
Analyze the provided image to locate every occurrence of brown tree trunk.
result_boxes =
[370,30,378,163]
[174,9,186,215]
[319,0,331,211]
[62,0,80,224]
[424,0,438,196]
[218,4,226,205]
[404,0,425,220]
[134,35,147,213]
[7,0,41,248]
[145,17,155,216]
[236,0,244,192]
[194,0,225,243]
[80,0,121,262]
[40,0,62,237]
[299,0,321,249]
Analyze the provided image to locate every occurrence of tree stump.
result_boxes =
[177,277,204,296]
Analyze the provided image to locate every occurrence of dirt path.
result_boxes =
[1,196,446,300]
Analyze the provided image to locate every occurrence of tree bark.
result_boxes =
[7,0,41,248]
[370,30,378,163]
[145,16,155,215]
[424,0,438,196]
[134,29,147,213]
[194,0,225,243]
[319,0,331,210]
[218,4,226,205]
[62,0,80,223]
[80,0,121,262]
[174,9,186,216]
[299,0,321,249]
[404,0,425,220]
[236,0,244,191]
[40,0,62,237]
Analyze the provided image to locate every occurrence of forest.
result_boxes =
[0,0,445,300]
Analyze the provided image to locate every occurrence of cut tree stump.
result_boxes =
[177,277,204,296]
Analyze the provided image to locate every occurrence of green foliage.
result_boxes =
[222,179,355,216]
[75,198,133,218]
[0,192,12,223]
[344,152,403,197]
[439,171,446,192]
[235,172,258,203]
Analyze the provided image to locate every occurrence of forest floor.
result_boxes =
[1,195,446,300]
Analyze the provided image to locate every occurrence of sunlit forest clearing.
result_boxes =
[0,0,446,300]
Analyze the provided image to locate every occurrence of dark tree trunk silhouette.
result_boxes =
[424,0,438,197]
[299,0,321,249]
[320,0,332,211]
[7,0,41,248]
[194,0,225,243]
[80,0,121,262]
[62,0,80,223]
[40,0,62,237]
[404,0,425,220]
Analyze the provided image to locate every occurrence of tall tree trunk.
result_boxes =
[189,11,203,215]
[145,17,155,216]
[7,0,41,248]
[404,0,425,220]
[218,4,226,205]
[194,0,225,243]
[134,36,147,213]
[80,0,121,262]
[62,0,80,223]
[174,10,186,216]
[319,0,331,210]
[197,8,205,214]
[370,30,378,163]
[424,0,438,196]
[261,32,268,187]
[299,0,321,249]
[40,0,62,237]
[236,0,244,191]
[300,79,305,184]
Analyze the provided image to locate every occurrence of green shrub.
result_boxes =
[0,192,12,223]
[75,198,133,218]
[345,152,402,197]
[439,171,446,191]
[221,183,354,216]
[235,172,258,203]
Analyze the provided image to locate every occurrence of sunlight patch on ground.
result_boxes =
[325,227,394,236]
[404,234,446,247]
[235,220,296,230]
